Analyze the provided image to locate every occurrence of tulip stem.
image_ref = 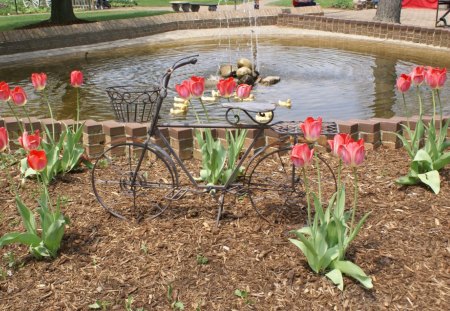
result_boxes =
[416,86,423,116]
[337,159,342,193]
[436,89,443,125]
[302,167,312,227]
[401,93,410,129]
[314,150,322,204]
[198,98,210,123]
[431,89,436,121]
[350,167,358,236]
[6,101,24,134]
[43,90,55,142]
[76,88,80,132]
[22,106,34,133]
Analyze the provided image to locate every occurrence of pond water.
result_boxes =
[1,34,449,124]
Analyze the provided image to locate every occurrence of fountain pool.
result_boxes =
[1,28,449,124]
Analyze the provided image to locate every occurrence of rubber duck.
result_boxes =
[255,111,273,123]
[211,90,221,97]
[173,102,189,110]
[170,108,188,115]
[200,96,218,102]
[174,97,189,103]
[277,99,291,108]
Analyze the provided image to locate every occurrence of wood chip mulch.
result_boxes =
[0,147,449,310]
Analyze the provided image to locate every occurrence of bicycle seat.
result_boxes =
[221,102,276,113]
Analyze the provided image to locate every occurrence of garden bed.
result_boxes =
[0,147,449,310]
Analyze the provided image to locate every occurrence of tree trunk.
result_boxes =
[50,0,79,24]
[373,0,402,23]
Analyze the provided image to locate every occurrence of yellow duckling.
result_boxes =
[211,90,221,98]
[170,108,188,115]
[233,94,255,102]
[173,102,189,110]
[200,96,218,102]
[278,99,291,108]
[174,97,189,103]
[255,111,273,123]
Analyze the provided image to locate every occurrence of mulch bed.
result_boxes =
[0,147,449,310]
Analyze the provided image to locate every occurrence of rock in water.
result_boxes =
[219,64,236,78]
[236,67,252,78]
[260,76,281,86]
[237,58,253,69]
[238,74,256,86]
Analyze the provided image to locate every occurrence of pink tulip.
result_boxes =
[338,139,365,167]
[0,127,8,152]
[300,117,322,143]
[217,77,237,98]
[31,73,47,91]
[10,86,27,106]
[70,70,83,88]
[410,66,425,86]
[189,76,205,98]
[396,74,411,93]
[27,150,47,172]
[328,133,353,156]
[425,67,447,89]
[236,84,252,99]
[290,143,314,168]
[175,80,191,100]
[19,130,41,151]
[0,82,10,102]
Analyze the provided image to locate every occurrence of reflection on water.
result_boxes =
[1,36,449,123]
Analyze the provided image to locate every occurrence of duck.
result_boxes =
[170,108,188,115]
[200,96,218,102]
[211,90,221,98]
[233,94,255,102]
[277,99,291,108]
[255,111,273,123]
[174,97,189,103]
[173,102,189,110]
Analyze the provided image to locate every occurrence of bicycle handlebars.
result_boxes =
[160,54,199,89]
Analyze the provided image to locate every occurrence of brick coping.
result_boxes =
[1,5,449,57]
[1,116,449,158]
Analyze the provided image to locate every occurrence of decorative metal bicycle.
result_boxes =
[91,55,339,223]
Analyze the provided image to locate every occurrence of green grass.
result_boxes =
[0,10,169,31]
[267,0,352,8]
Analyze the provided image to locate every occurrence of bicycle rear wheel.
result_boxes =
[91,143,176,220]
[247,146,337,224]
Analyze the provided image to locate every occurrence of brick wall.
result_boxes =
[2,117,449,159]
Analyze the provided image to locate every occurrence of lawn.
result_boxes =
[0,9,169,31]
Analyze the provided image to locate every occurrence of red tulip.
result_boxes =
[300,117,322,143]
[70,70,83,88]
[0,127,8,152]
[10,86,27,106]
[27,150,47,172]
[19,130,41,151]
[410,66,425,86]
[290,143,314,168]
[0,82,10,102]
[175,80,191,100]
[338,139,365,167]
[217,77,236,98]
[189,76,205,98]
[31,73,47,91]
[396,74,411,93]
[236,84,252,99]
[425,67,447,89]
[328,133,353,156]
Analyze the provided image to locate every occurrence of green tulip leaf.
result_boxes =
[418,170,440,194]
[332,260,373,289]
[15,196,37,235]
[0,232,41,248]
[326,268,344,291]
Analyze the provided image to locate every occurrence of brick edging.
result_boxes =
[2,117,449,159]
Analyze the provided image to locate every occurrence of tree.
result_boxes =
[373,0,402,23]
[50,0,80,24]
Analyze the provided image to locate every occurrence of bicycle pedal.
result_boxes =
[165,188,188,201]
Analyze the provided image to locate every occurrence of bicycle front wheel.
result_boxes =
[247,146,337,224]
[91,143,176,220]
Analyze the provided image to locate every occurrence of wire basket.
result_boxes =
[106,86,162,123]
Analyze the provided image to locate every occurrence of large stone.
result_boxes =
[236,66,252,78]
[237,58,253,69]
[238,74,256,86]
[219,64,236,78]
[260,76,281,86]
